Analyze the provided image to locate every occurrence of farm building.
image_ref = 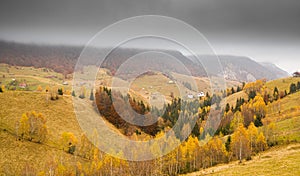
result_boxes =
[197,92,205,97]
[293,72,300,77]
[187,94,194,99]
[19,83,27,89]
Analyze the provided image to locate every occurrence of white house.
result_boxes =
[187,94,194,99]
[197,92,205,97]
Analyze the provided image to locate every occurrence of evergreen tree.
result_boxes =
[58,88,63,95]
[236,86,241,92]
[231,87,235,94]
[254,116,263,127]
[225,136,231,152]
[289,83,297,94]
[90,89,94,101]
[284,90,288,96]
[242,82,246,89]
[248,91,256,100]
[191,122,200,137]
[71,90,76,97]
[79,86,86,99]
[140,101,146,114]
[225,103,230,113]
[273,86,279,100]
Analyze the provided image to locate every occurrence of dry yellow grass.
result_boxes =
[221,90,248,109]
[0,91,88,174]
[264,90,300,124]
[130,72,181,102]
[265,77,300,93]
[0,91,82,144]
[0,131,85,175]
[182,143,300,176]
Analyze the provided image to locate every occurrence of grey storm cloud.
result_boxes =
[0,0,299,73]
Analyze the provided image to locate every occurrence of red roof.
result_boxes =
[19,83,27,87]
[293,72,300,77]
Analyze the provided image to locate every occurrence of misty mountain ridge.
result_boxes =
[190,55,289,82]
[259,62,290,78]
[0,41,289,82]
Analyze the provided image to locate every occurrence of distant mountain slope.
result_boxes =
[260,62,290,78]
[0,41,81,75]
[0,41,288,82]
[194,55,289,82]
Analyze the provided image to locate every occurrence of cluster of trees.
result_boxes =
[225,83,244,96]
[94,86,220,139]
[177,122,267,173]
[160,98,201,140]
[72,86,94,100]
[95,86,158,136]
[247,81,300,109]
[15,111,48,143]
[47,86,60,101]
[41,85,71,100]
[218,80,270,136]
[289,81,300,94]
[160,91,225,140]
[30,123,269,175]
[225,97,245,113]
[229,122,267,162]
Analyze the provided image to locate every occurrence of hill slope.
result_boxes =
[260,62,290,79]
[183,143,300,176]
[196,55,289,81]
[0,41,289,82]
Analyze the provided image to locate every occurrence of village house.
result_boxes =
[197,92,205,98]
[293,71,300,77]
[187,93,194,99]
[19,83,27,89]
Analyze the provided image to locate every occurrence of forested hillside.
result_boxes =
[0,41,288,81]
[1,65,299,175]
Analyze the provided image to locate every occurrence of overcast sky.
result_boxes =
[0,0,299,73]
